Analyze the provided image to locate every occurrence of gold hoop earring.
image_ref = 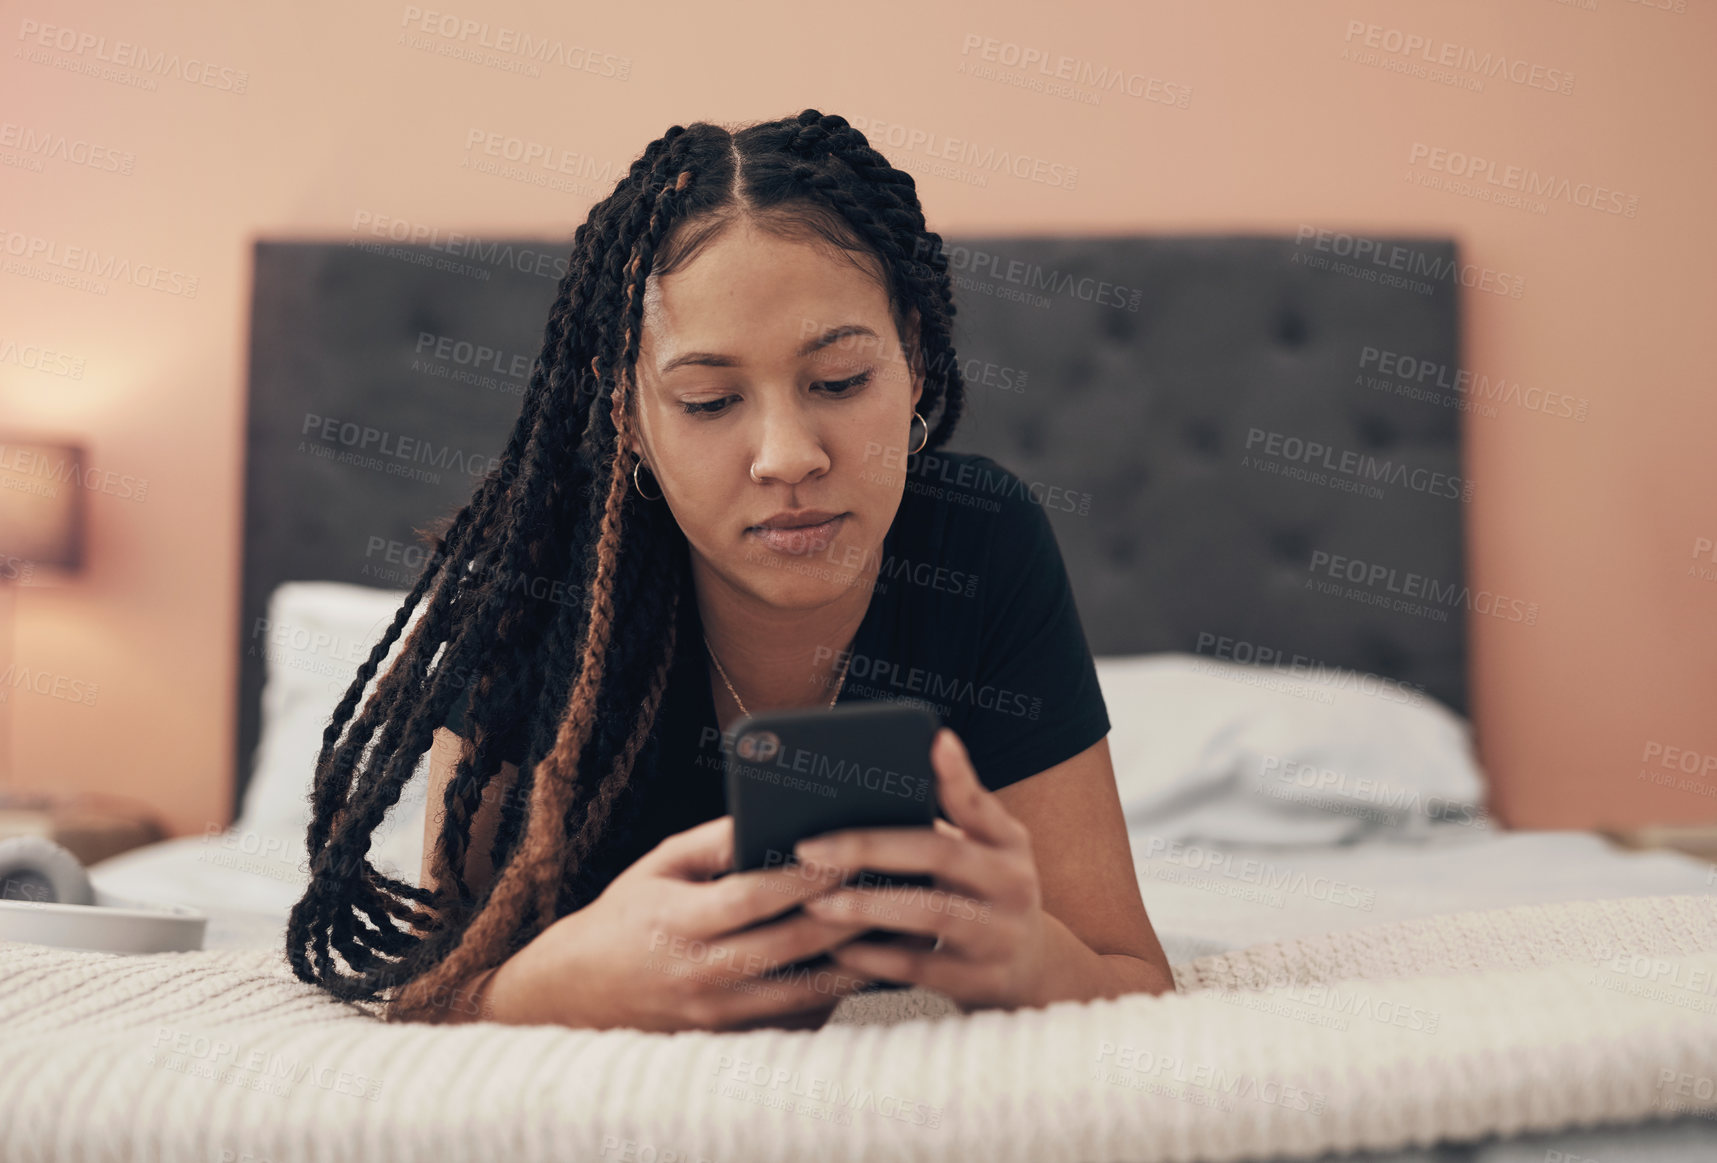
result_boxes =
[908,410,929,455]
[632,458,663,500]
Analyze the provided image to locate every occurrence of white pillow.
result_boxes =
[1095,652,1490,847]
[240,581,429,880]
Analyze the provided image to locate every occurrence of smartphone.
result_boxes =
[723,702,942,992]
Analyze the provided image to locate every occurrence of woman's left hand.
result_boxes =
[793,727,1049,1012]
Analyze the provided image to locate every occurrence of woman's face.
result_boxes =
[627,218,924,611]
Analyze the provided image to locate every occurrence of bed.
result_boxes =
[5,234,1715,1161]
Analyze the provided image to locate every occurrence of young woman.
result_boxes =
[286,109,1172,1031]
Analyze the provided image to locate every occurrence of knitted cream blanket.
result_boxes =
[4,893,1716,1163]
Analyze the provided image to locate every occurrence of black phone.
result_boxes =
[723,702,942,992]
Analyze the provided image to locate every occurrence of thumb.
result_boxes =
[932,727,1015,848]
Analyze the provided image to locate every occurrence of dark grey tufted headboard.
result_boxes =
[238,233,1465,811]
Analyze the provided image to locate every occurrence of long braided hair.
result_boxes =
[284,110,970,1016]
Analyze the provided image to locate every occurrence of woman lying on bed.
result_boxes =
[285,108,1173,1031]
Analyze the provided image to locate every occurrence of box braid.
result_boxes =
[284,109,971,1020]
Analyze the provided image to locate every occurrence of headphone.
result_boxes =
[0,835,206,954]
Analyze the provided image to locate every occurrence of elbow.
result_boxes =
[1143,964,1178,996]
[1104,953,1177,999]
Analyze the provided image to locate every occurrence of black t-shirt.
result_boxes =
[441,449,1110,864]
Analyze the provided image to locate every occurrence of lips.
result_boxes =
[752,508,842,530]
[748,514,846,555]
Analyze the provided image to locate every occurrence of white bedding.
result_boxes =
[8,892,1717,1163]
[1132,828,1717,959]
[86,824,1717,966]
[35,584,1716,1160]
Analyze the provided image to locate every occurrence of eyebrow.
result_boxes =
[657,324,878,375]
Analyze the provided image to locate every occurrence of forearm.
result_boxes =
[1024,910,1176,1007]
[395,964,504,1025]
[461,945,607,1029]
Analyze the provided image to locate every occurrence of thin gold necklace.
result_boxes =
[703,632,854,716]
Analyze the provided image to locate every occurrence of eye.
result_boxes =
[817,370,873,395]
[678,371,872,418]
[681,396,733,417]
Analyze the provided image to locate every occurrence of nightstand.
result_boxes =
[0,792,167,866]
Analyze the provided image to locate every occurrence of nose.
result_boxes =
[748,400,830,486]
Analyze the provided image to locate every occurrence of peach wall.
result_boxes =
[4,0,1712,836]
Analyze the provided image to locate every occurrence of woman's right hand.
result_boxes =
[484,815,883,1031]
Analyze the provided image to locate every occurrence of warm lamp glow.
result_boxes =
[0,437,86,575]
